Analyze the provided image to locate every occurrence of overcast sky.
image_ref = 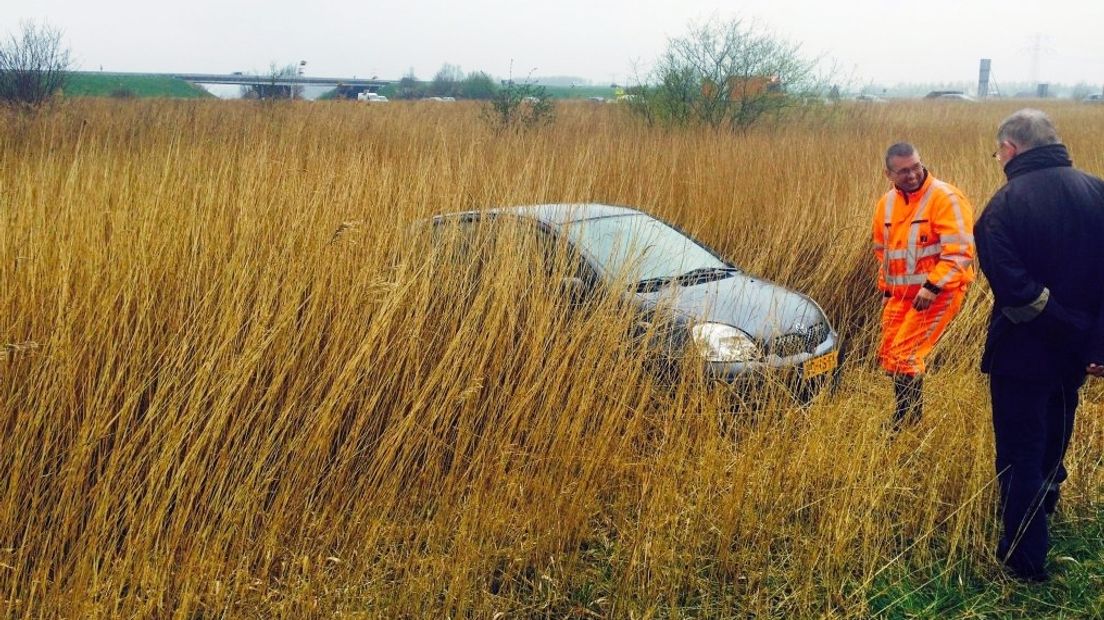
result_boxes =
[10,0,1104,88]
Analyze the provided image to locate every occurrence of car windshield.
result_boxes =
[562,215,729,283]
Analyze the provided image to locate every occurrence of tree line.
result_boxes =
[3,17,825,133]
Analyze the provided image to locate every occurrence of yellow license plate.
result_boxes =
[803,351,839,379]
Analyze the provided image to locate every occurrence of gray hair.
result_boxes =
[997,109,1060,151]
[884,142,917,170]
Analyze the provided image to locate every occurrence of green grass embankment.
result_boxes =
[63,73,214,99]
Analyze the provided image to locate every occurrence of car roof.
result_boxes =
[437,203,647,227]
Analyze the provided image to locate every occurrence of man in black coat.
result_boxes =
[975,108,1104,582]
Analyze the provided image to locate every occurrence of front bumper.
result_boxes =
[702,331,842,403]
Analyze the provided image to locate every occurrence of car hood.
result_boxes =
[635,273,828,341]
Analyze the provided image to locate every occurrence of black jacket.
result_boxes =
[975,143,1104,380]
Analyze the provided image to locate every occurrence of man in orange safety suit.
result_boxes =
[872,143,976,428]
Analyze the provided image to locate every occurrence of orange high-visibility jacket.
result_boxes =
[872,173,975,298]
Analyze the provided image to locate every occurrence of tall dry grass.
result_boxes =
[1,99,1102,617]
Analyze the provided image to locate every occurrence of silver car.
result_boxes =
[432,203,842,400]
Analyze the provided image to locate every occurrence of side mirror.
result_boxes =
[559,277,587,304]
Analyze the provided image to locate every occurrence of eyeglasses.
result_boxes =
[992,140,1016,162]
[891,163,924,177]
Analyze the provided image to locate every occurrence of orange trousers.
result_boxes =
[879,289,966,376]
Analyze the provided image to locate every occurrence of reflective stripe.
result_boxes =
[886,244,942,260]
[918,244,943,259]
[935,257,973,287]
[886,273,930,286]
[1002,287,1050,324]
[940,233,974,245]
[873,243,885,250]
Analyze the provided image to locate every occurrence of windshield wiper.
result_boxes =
[634,267,737,292]
[673,267,739,285]
[634,276,676,293]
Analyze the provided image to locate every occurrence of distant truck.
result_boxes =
[357,92,389,102]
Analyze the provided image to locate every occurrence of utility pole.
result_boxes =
[1028,34,1042,85]
[1023,33,1054,96]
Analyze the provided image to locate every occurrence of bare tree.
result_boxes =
[628,18,826,131]
[240,63,302,100]
[429,63,463,97]
[0,21,72,109]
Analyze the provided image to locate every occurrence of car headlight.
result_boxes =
[690,323,761,363]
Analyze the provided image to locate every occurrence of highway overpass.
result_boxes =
[74,71,392,92]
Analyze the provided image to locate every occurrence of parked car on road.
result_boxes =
[1083,94,1104,103]
[431,204,842,401]
[934,93,975,101]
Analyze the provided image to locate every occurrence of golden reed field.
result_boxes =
[1,99,1102,617]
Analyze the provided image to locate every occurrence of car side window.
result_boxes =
[531,226,599,285]
[430,218,483,266]
[432,217,599,294]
